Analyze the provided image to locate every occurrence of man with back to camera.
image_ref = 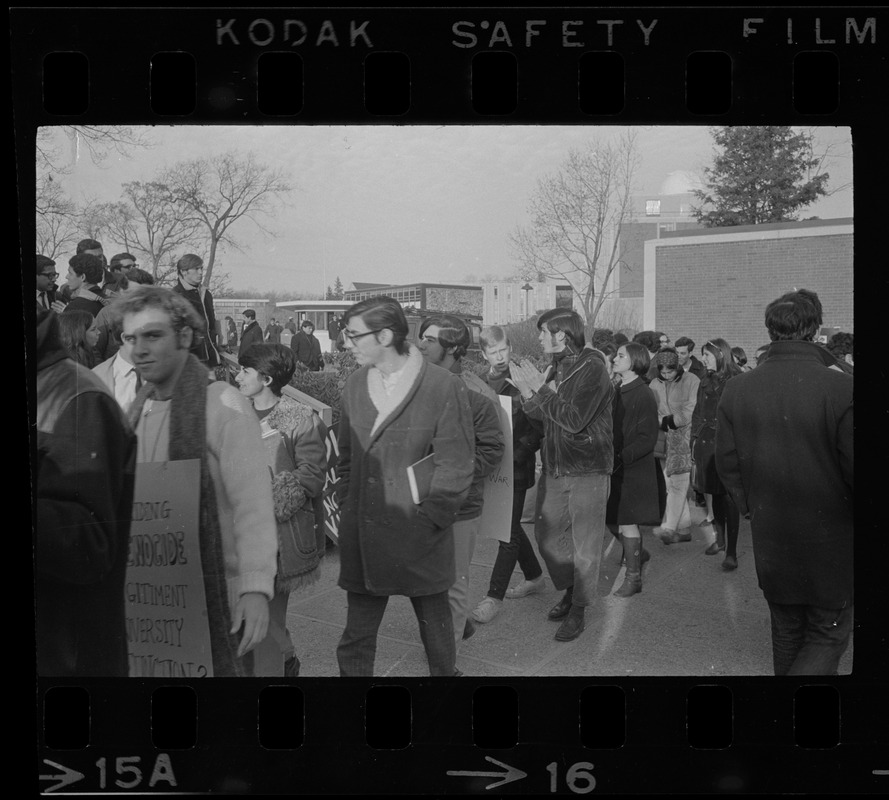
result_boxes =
[716,288,853,675]
[118,285,278,675]
[417,314,504,648]
[35,307,137,676]
[335,297,475,676]
[172,254,221,369]
[510,308,614,642]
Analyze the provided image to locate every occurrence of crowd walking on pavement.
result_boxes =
[32,243,853,679]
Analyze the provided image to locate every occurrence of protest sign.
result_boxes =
[125,459,213,677]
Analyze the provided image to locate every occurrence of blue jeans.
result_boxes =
[768,602,853,676]
[337,590,455,677]
[487,488,544,601]
[534,473,609,607]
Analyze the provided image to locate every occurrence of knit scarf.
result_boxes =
[129,354,250,677]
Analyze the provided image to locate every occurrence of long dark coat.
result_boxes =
[690,372,733,495]
[716,341,853,608]
[607,377,662,526]
[336,354,475,596]
[238,321,264,357]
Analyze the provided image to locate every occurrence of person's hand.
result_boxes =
[50,299,67,314]
[508,360,551,399]
[231,592,270,657]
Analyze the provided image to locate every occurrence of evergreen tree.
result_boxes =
[325,285,334,299]
[692,127,829,227]
[333,276,344,299]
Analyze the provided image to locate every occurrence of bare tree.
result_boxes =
[37,126,152,176]
[161,151,293,289]
[101,181,204,281]
[35,175,79,259]
[510,132,639,325]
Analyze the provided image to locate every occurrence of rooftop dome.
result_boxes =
[659,170,704,196]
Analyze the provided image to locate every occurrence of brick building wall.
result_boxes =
[644,220,853,362]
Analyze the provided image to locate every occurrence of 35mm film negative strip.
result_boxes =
[16,5,885,796]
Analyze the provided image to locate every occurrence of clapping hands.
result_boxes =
[507,359,552,399]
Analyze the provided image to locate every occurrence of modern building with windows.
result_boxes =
[343,282,483,317]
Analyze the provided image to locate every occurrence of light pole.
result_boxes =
[521,283,533,319]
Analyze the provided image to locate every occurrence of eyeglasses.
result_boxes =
[344,328,381,342]
[40,272,59,279]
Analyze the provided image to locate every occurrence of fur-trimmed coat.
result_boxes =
[259,394,328,593]
[336,346,475,596]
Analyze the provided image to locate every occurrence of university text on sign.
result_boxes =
[125,459,214,678]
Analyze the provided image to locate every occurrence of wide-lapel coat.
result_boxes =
[336,348,475,596]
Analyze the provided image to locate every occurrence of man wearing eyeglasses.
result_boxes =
[36,254,58,311]
[109,253,138,275]
[171,253,221,369]
[335,297,475,677]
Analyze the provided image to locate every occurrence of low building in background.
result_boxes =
[344,282,483,317]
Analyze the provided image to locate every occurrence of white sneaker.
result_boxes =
[471,596,503,623]
[505,576,546,599]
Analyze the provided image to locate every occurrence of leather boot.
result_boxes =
[555,604,585,641]
[613,535,643,597]
[547,587,574,620]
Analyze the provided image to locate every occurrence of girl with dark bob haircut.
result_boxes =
[234,342,328,678]
[620,341,651,378]
[237,343,297,396]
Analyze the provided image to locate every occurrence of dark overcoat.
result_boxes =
[715,340,853,608]
[238,321,265,357]
[336,355,475,596]
[690,372,733,495]
[607,377,661,526]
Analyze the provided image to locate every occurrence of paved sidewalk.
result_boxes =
[285,504,853,678]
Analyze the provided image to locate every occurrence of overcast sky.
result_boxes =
[46,125,853,295]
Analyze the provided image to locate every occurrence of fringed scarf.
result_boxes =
[129,354,250,677]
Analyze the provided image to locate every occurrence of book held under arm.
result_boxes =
[406,452,435,505]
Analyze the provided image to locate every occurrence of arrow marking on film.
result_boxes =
[39,760,85,793]
[447,756,527,790]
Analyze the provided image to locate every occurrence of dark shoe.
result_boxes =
[547,590,574,621]
[721,554,738,571]
[284,655,301,678]
[704,541,725,556]
[462,619,476,640]
[554,605,585,641]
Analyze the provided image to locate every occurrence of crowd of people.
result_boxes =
[33,245,854,679]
